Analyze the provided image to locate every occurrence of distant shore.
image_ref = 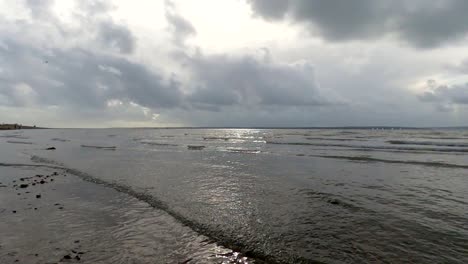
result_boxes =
[0,124,44,130]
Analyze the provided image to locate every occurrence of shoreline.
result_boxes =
[0,162,253,264]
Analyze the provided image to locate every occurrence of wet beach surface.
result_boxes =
[0,165,253,264]
[1,128,468,263]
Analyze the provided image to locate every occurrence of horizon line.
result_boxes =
[41,125,468,130]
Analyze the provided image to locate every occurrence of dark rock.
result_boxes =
[19,184,28,188]
[72,250,77,253]
[52,172,58,176]
[36,194,41,199]
[63,254,72,260]
[12,210,16,213]
[20,178,25,181]
[58,207,64,210]
[75,255,81,261]
[40,180,45,184]
[35,254,38,257]
[46,147,56,150]
[34,208,37,210]
[32,183,36,186]
[50,179,54,181]
[74,240,80,243]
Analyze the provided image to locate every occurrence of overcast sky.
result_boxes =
[1,0,468,127]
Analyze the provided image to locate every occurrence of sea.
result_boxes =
[1,128,467,263]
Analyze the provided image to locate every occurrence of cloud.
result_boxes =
[163,4,337,112]
[247,0,468,48]
[0,38,182,112]
[418,80,468,111]
[97,21,135,53]
[184,51,334,110]
[164,1,196,46]
[25,0,55,19]
[2,0,467,127]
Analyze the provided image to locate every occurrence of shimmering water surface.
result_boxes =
[1,128,467,263]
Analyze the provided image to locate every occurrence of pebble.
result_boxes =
[36,194,41,199]
[19,184,28,188]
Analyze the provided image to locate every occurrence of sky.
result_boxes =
[1,0,468,128]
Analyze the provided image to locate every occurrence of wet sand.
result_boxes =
[0,165,252,264]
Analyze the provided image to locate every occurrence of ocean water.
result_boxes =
[1,128,467,263]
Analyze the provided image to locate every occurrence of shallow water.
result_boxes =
[1,128,468,263]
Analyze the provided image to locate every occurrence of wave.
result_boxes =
[387,140,468,147]
[7,140,34,145]
[81,145,117,150]
[308,155,468,169]
[51,138,70,142]
[203,136,233,141]
[418,136,468,140]
[225,148,261,154]
[305,137,366,142]
[0,135,29,139]
[187,145,205,150]
[139,140,178,147]
[27,155,319,264]
[267,141,468,153]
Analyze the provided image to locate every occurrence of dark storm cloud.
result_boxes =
[418,80,468,110]
[247,0,468,48]
[162,3,334,111]
[165,1,196,46]
[0,38,182,110]
[97,21,136,54]
[23,0,135,54]
[184,52,332,110]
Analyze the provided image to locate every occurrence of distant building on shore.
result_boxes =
[0,124,37,130]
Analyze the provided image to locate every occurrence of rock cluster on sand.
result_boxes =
[3,169,87,262]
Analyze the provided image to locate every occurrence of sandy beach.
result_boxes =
[0,159,251,264]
